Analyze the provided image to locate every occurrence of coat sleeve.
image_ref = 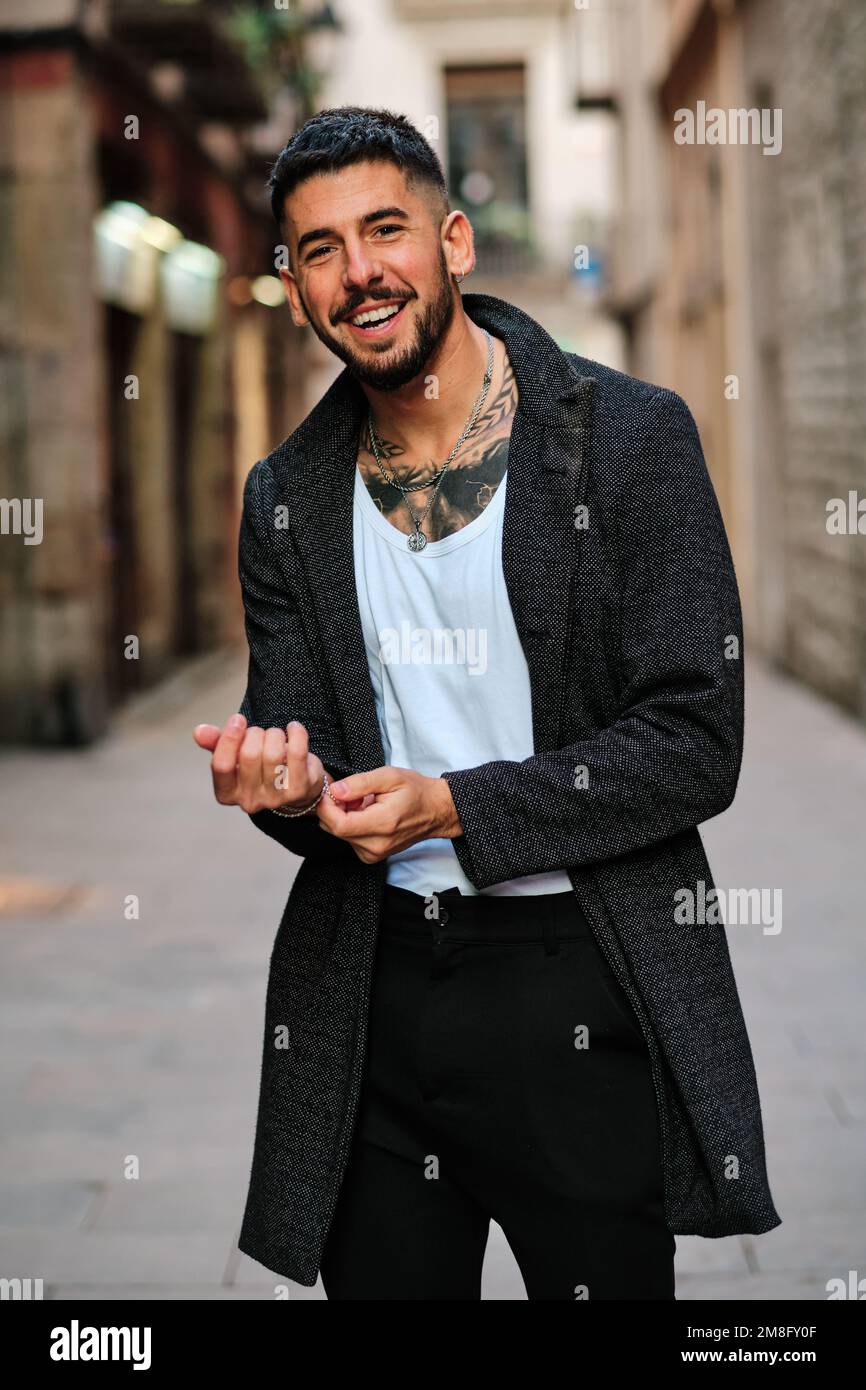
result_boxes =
[237,458,358,865]
[439,387,744,890]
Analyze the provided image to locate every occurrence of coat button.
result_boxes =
[439,908,450,926]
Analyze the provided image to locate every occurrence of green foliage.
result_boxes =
[226,2,318,109]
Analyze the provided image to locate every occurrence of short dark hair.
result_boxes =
[267,106,450,242]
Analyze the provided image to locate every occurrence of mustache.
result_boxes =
[334,291,413,323]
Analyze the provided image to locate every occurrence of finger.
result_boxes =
[315,798,336,834]
[237,726,265,805]
[315,787,359,834]
[211,714,248,802]
[193,723,221,750]
[285,720,310,772]
[285,721,323,803]
[329,767,394,801]
[323,797,392,837]
[262,727,288,804]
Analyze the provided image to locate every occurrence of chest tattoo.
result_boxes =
[356,353,517,542]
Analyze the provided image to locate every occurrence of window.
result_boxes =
[444,65,531,272]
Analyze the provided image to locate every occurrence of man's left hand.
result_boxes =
[317,766,462,864]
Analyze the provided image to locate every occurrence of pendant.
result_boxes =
[407,530,427,552]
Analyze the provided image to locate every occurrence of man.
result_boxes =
[194,106,781,1300]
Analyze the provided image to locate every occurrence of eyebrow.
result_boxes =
[296,206,410,257]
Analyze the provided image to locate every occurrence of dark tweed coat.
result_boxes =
[234,291,782,1286]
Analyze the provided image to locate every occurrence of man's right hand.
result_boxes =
[193,715,329,815]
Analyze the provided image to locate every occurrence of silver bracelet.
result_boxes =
[270,773,332,819]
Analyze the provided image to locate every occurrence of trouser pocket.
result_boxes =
[582,939,648,1048]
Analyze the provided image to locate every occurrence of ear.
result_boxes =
[280,267,309,327]
[441,209,476,283]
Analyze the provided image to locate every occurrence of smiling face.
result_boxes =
[278,159,473,390]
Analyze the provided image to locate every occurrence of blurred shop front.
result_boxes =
[0,2,315,745]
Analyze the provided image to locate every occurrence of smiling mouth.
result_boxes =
[343,300,408,337]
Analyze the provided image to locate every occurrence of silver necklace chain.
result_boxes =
[366,329,494,552]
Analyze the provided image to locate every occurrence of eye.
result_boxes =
[372,224,403,237]
[306,243,334,262]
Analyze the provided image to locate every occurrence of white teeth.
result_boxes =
[350,304,401,326]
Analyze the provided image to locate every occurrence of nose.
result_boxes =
[340,237,384,295]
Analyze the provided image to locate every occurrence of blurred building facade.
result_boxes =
[0,0,327,744]
[306,0,626,408]
[608,0,866,722]
[3,0,862,743]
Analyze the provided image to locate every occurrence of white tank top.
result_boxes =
[352,463,574,898]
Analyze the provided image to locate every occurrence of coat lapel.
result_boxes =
[282,292,596,771]
[283,373,386,775]
[499,380,595,753]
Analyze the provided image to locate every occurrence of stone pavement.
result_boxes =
[0,648,863,1301]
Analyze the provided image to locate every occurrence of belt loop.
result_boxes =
[542,913,560,956]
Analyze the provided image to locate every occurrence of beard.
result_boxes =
[296,245,457,391]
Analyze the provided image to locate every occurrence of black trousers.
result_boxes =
[320,882,676,1301]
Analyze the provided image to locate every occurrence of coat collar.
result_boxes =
[291,291,591,452]
[279,292,596,773]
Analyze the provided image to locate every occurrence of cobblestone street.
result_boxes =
[1,648,864,1300]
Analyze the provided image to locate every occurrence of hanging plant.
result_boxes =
[225,2,319,115]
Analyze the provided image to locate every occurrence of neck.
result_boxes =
[359,306,498,460]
